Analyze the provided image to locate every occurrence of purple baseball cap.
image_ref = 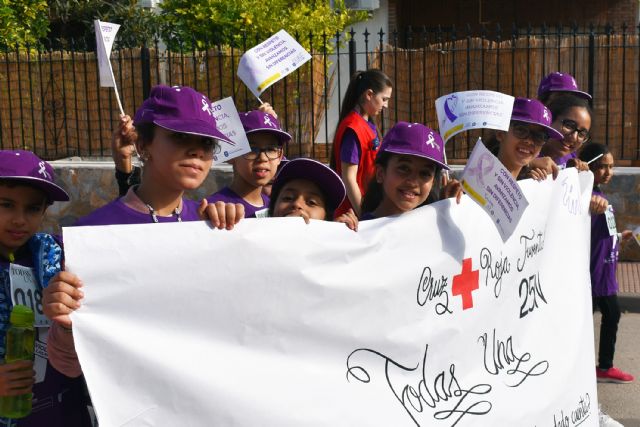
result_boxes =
[134,85,234,144]
[272,158,345,213]
[379,122,449,170]
[0,150,69,202]
[240,111,292,144]
[537,72,592,100]
[511,97,564,140]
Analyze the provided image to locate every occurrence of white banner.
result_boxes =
[94,20,120,88]
[210,97,251,164]
[435,90,514,143]
[64,169,598,427]
[237,30,312,98]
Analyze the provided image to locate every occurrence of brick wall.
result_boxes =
[396,0,638,32]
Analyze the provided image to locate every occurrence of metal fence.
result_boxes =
[1,24,639,164]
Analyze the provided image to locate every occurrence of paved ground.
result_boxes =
[594,311,640,426]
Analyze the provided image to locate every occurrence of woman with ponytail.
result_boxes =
[330,70,392,217]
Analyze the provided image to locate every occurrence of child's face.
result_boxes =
[497,123,546,177]
[0,184,47,258]
[545,106,591,159]
[232,132,283,189]
[376,154,436,215]
[272,179,327,220]
[140,127,215,191]
[361,86,392,118]
[592,153,614,186]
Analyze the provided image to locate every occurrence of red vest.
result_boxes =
[332,111,379,217]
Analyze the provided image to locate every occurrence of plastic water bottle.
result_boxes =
[0,305,35,419]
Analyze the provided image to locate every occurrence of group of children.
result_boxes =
[0,69,634,425]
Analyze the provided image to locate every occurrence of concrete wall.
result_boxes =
[315,0,390,145]
[44,161,640,261]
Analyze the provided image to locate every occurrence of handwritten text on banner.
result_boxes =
[65,169,598,427]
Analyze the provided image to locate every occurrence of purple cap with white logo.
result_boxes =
[511,97,564,140]
[134,85,234,144]
[240,111,292,144]
[379,122,449,170]
[537,72,592,100]
[0,150,69,202]
[272,158,345,212]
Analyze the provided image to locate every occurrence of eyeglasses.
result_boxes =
[560,119,590,142]
[510,123,549,146]
[242,145,283,160]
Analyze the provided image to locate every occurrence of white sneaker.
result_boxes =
[599,409,624,427]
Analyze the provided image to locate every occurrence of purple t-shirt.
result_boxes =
[554,152,577,169]
[340,121,379,165]
[590,189,619,297]
[359,211,377,221]
[75,197,201,226]
[206,187,269,218]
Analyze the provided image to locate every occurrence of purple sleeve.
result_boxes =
[340,129,362,165]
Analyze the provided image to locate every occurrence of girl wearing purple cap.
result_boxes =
[578,143,635,385]
[42,85,244,384]
[0,150,92,426]
[360,122,462,219]
[484,97,564,180]
[267,158,358,230]
[538,94,592,171]
[537,72,592,105]
[207,109,291,218]
[330,70,393,218]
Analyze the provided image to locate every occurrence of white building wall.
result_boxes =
[315,0,390,146]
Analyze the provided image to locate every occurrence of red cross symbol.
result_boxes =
[452,258,479,310]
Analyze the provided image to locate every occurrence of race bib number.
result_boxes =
[34,329,48,383]
[9,264,50,327]
[604,206,617,237]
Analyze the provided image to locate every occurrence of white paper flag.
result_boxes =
[237,30,312,99]
[94,19,124,114]
[94,20,120,88]
[461,138,530,241]
[435,90,514,143]
[210,97,251,164]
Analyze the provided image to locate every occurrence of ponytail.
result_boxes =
[331,70,392,170]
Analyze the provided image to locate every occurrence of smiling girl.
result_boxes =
[486,97,563,180]
[267,158,357,230]
[360,122,460,220]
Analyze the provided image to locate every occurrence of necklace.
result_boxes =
[134,186,182,223]
[145,203,182,223]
